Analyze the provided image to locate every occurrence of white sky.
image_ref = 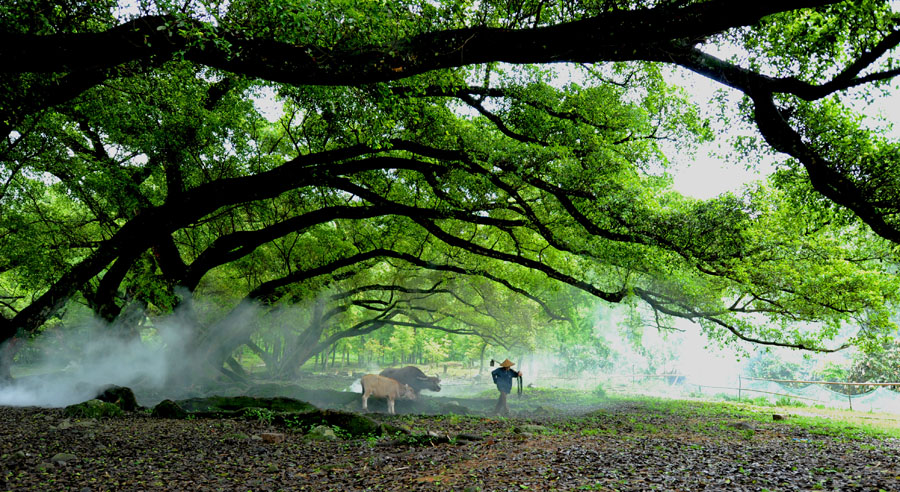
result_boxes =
[668,54,900,200]
[669,147,772,200]
[663,63,773,200]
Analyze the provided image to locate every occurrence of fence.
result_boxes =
[736,376,900,412]
[527,373,900,414]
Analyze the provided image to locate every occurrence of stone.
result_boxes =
[306,425,337,441]
[455,433,483,442]
[260,432,286,443]
[440,402,470,414]
[96,385,139,412]
[50,452,77,463]
[514,424,549,435]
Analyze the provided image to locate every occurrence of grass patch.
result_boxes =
[600,395,900,440]
[777,411,900,440]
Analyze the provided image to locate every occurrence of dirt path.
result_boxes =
[2,401,899,491]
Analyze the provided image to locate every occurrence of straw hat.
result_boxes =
[499,359,515,368]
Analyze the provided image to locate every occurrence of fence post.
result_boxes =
[738,375,742,401]
[848,393,853,412]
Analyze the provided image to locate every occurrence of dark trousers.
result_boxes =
[494,391,509,416]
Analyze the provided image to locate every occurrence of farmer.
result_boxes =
[491,358,522,416]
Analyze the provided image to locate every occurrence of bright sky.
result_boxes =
[663,66,768,200]
[669,147,773,200]
[667,59,900,200]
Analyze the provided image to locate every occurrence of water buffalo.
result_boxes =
[360,374,417,415]
[379,366,441,396]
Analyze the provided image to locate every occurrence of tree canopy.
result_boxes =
[2,0,900,379]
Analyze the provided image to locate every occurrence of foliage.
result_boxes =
[812,361,850,383]
[3,0,900,383]
[847,339,900,389]
[242,407,275,425]
[744,351,811,382]
[774,396,807,408]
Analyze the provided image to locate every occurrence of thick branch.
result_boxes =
[1,1,839,131]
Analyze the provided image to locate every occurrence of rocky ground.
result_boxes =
[2,398,900,491]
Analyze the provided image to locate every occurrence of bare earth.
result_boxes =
[2,401,899,491]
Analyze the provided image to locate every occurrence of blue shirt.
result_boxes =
[491,367,520,394]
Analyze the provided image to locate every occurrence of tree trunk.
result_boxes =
[244,340,277,375]
[478,341,487,375]
[224,355,249,380]
[0,338,18,381]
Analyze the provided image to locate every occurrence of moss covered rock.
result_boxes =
[306,425,338,441]
[151,399,188,419]
[63,399,124,419]
[96,385,139,412]
[176,395,318,415]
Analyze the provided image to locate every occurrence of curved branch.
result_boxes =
[634,287,848,352]
[672,36,900,102]
[750,92,900,244]
[414,218,628,303]
[1,2,839,131]
[456,93,545,146]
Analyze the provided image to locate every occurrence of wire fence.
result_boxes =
[523,373,900,414]
[395,367,900,414]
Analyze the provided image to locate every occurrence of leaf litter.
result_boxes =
[1,399,899,491]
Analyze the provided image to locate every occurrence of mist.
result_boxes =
[0,290,890,415]
[0,290,278,408]
[0,314,197,408]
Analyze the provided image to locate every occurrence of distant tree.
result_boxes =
[847,340,900,393]
[744,351,811,383]
[814,363,850,383]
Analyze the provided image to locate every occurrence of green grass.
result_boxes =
[465,382,900,441]
[606,395,900,440]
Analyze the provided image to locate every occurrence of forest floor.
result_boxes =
[2,395,900,492]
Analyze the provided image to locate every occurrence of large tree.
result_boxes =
[2,0,899,380]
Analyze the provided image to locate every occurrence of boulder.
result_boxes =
[151,399,188,419]
[514,424,549,436]
[95,385,139,412]
[175,395,317,415]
